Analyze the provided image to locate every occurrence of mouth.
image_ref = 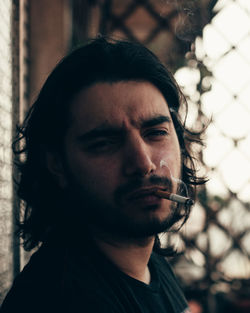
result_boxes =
[127,187,168,201]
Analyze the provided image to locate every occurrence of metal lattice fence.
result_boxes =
[172,1,250,311]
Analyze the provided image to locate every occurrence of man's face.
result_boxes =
[59,81,181,238]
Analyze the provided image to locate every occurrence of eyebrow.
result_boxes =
[77,115,171,142]
[140,115,171,128]
[77,127,123,142]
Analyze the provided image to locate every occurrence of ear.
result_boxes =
[46,151,68,189]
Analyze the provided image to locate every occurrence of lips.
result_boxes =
[127,187,165,201]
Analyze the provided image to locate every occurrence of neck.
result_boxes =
[93,233,155,285]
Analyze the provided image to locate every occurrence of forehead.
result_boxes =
[69,81,171,131]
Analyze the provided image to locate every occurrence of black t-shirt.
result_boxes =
[0,238,190,313]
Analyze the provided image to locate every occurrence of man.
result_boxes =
[1,37,205,312]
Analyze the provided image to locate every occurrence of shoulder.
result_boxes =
[0,242,125,313]
[151,252,183,288]
[151,253,190,313]
[0,244,66,313]
[151,252,175,275]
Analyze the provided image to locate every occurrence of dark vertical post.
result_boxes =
[11,0,21,278]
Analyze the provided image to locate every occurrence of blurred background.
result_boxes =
[0,0,250,312]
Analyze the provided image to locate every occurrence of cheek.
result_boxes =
[67,154,119,192]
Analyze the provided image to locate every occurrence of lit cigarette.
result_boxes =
[155,190,194,206]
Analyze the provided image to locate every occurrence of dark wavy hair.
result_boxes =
[13,37,206,254]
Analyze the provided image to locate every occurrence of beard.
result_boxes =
[62,173,184,241]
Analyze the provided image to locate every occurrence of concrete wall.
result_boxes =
[0,0,14,304]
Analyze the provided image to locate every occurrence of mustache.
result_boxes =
[114,175,173,205]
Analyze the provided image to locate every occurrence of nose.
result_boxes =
[122,135,157,177]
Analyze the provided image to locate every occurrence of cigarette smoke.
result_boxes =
[160,158,189,197]
[161,0,202,42]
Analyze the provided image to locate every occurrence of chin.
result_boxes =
[104,213,176,239]
[131,204,178,237]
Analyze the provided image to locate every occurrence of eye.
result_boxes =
[144,128,169,140]
[86,137,120,153]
